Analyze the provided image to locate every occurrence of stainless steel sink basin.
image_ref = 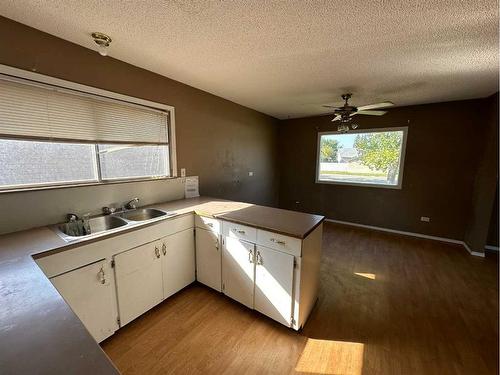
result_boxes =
[119,208,167,222]
[56,215,128,240]
[87,215,128,232]
[52,208,175,243]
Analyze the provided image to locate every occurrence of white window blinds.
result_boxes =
[0,76,168,144]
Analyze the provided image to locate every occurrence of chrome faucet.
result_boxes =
[125,197,139,210]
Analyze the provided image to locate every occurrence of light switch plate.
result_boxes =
[420,216,430,222]
[248,171,254,176]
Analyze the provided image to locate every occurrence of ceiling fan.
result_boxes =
[323,94,394,133]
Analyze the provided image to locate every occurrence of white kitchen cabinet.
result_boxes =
[195,227,222,292]
[222,237,255,309]
[195,215,221,233]
[50,259,118,343]
[221,219,323,330]
[254,245,295,327]
[257,229,302,257]
[35,204,322,339]
[223,221,257,243]
[113,241,163,326]
[160,228,196,299]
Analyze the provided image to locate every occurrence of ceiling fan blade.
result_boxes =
[331,115,342,122]
[356,110,387,116]
[357,101,394,111]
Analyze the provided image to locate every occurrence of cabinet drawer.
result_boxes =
[164,214,194,235]
[222,221,257,243]
[257,229,302,256]
[195,215,220,234]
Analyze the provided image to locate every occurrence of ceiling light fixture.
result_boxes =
[91,32,112,56]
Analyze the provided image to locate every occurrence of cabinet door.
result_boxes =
[254,245,294,327]
[50,259,118,343]
[195,228,222,292]
[114,242,163,326]
[222,237,255,309]
[161,228,196,299]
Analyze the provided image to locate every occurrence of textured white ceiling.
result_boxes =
[0,0,498,119]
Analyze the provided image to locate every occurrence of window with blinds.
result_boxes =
[0,75,171,191]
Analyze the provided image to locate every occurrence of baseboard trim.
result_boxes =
[485,245,499,252]
[325,219,485,258]
[462,241,486,258]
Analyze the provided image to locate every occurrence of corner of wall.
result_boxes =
[463,93,499,253]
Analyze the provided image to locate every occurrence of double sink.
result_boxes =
[54,208,176,242]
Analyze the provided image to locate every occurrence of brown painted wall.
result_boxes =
[278,99,491,240]
[464,93,499,252]
[0,16,279,208]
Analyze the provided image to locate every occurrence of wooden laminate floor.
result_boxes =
[101,222,499,375]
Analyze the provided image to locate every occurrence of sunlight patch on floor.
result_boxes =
[354,272,376,280]
[295,338,364,375]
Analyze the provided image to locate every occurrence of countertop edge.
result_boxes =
[215,214,325,239]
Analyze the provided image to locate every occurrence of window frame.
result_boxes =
[0,64,177,193]
[315,126,408,189]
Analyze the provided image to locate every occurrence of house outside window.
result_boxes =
[316,127,408,188]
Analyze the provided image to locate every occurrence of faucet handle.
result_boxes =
[66,213,79,222]
[102,206,116,215]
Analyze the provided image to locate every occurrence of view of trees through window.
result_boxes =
[318,129,406,187]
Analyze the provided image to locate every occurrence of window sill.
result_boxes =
[0,176,179,194]
[315,179,402,189]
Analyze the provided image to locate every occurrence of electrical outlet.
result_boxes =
[420,216,430,222]
[180,168,186,177]
[248,171,254,176]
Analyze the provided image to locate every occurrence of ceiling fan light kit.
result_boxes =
[323,94,394,133]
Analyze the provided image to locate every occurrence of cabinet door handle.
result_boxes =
[98,267,106,284]
[215,239,219,251]
[256,251,263,265]
[155,247,161,258]
[162,243,167,256]
[270,238,286,245]
[248,250,254,263]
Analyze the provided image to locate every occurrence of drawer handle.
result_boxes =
[162,243,167,256]
[207,222,214,227]
[270,238,286,245]
[233,229,246,234]
[155,247,161,259]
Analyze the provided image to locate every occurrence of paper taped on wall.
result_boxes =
[185,176,199,198]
